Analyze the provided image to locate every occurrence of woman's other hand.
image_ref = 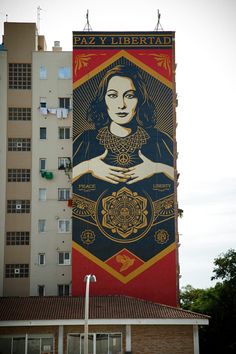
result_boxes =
[126,151,174,184]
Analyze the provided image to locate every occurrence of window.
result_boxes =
[7,200,30,213]
[8,169,30,182]
[6,231,30,245]
[40,127,47,139]
[67,333,122,354]
[58,284,70,296]
[38,253,45,265]
[8,107,31,121]
[58,219,71,233]
[13,338,25,353]
[59,97,70,109]
[0,336,54,354]
[8,138,31,151]
[39,65,47,79]
[5,264,29,278]
[40,97,47,108]
[38,219,46,233]
[58,127,70,139]
[58,157,71,170]
[8,63,31,89]
[58,252,71,265]
[39,189,46,201]
[38,285,45,297]
[58,66,71,79]
[39,158,46,170]
[58,188,71,201]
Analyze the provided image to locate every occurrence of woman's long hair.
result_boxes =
[87,64,156,129]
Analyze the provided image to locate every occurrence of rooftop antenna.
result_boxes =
[37,6,42,34]
[154,9,163,31]
[83,10,92,31]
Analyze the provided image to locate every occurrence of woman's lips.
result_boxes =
[116,112,128,117]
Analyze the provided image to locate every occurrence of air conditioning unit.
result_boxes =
[14,268,20,274]
[16,142,22,148]
[16,204,22,210]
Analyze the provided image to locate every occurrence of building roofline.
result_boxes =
[0,295,210,326]
[0,318,209,327]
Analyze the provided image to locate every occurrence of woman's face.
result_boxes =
[105,76,138,125]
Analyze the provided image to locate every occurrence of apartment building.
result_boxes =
[0,22,72,296]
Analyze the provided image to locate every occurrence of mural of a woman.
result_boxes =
[72,62,175,274]
[73,64,174,185]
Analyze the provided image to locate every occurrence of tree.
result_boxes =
[211,248,236,282]
[180,249,236,354]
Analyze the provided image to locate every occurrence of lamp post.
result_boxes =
[84,274,96,354]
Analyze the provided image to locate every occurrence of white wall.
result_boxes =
[31,51,72,295]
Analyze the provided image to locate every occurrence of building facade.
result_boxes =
[0,296,209,354]
[0,22,72,297]
[0,21,210,354]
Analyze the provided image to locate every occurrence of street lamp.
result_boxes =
[84,274,96,354]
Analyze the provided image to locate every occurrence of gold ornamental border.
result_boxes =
[73,50,173,90]
[72,241,176,284]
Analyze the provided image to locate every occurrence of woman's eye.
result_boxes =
[125,93,136,99]
[107,93,117,98]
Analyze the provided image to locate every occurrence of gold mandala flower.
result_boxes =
[102,187,148,238]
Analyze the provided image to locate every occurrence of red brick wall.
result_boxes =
[131,325,194,354]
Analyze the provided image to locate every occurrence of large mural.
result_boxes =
[72,32,178,305]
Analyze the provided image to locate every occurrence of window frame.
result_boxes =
[58,284,70,296]
[58,66,71,79]
[58,127,70,139]
[58,188,71,201]
[58,251,71,265]
[39,65,47,79]
[38,253,46,266]
[8,63,32,90]
[8,138,31,151]
[40,127,47,140]
[59,97,70,109]
[6,231,30,245]
[8,168,31,182]
[7,200,30,213]
[38,219,46,233]
[39,188,47,202]
[40,97,47,108]
[8,107,31,121]
[5,264,29,278]
[67,332,122,354]
[38,285,45,297]
[58,219,71,233]
[58,157,71,170]
[39,158,46,171]
[0,335,54,354]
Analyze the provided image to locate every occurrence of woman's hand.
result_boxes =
[73,150,129,184]
[126,151,174,184]
[89,150,130,184]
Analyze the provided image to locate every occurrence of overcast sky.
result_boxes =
[1,0,236,289]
